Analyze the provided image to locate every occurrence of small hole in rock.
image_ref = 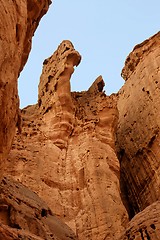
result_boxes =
[41,208,47,217]
[150,224,156,230]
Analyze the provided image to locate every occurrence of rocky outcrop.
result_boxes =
[119,201,160,239]
[0,176,77,240]
[1,1,160,238]
[5,41,128,240]
[116,32,160,219]
[0,2,79,239]
[38,40,81,149]
[0,0,51,163]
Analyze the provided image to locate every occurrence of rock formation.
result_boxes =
[119,201,160,239]
[5,41,128,240]
[0,176,77,240]
[1,1,160,239]
[0,1,78,239]
[116,32,160,238]
[0,0,51,163]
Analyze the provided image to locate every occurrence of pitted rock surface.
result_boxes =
[0,0,51,162]
[119,201,160,240]
[1,1,160,238]
[6,41,128,240]
[116,32,160,219]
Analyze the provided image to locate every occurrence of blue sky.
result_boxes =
[18,1,160,108]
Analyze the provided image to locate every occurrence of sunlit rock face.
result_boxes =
[0,2,79,239]
[0,0,51,163]
[38,40,81,149]
[3,2,160,238]
[3,0,160,240]
[6,41,128,240]
[116,32,160,222]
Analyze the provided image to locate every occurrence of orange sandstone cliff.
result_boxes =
[0,1,78,239]
[0,1,160,240]
[6,41,128,239]
[117,32,160,239]
[0,0,51,163]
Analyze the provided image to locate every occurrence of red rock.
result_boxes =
[1,1,160,238]
[119,201,160,239]
[6,41,128,240]
[0,0,51,162]
[0,176,77,239]
[116,32,160,219]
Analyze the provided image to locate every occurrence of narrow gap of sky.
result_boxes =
[18,0,160,108]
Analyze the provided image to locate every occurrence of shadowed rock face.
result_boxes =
[0,0,51,163]
[6,41,128,240]
[119,201,160,240]
[0,176,77,240]
[116,32,160,238]
[116,32,160,219]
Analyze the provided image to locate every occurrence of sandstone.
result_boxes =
[1,1,160,238]
[0,2,80,239]
[0,0,51,163]
[116,32,160,219]
[6,41,128,239]
[119,201,160,239]
[0,176,77,240]
[38,40,81,149]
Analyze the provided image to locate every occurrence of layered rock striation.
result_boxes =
[5,41,128,239]
[116,32,160,238]
[116,32,160,218]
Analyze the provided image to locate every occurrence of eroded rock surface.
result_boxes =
[116,32,160,219]
[6,41,128,240]
[0,0,51,162]
[0,176,77,240]
[119,201,160,240]
[38,40,81,149]
[2,2,160,238]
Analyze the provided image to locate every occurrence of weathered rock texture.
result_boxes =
[0,1,79,239]
[0,176,77,240]
[117,32,160,218]
[119,201,160,240]
[1,1,160,238]
[5,41,129,240]
[116,32,160,238]
[0,0,51,162]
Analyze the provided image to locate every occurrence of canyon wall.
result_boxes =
[1,2,160,239]
[0,0,51,163]
[5,41,128,240]
[116,32,160,238]
[0,1,78,239]
[119,201,160,239]
[0,176,77,240]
